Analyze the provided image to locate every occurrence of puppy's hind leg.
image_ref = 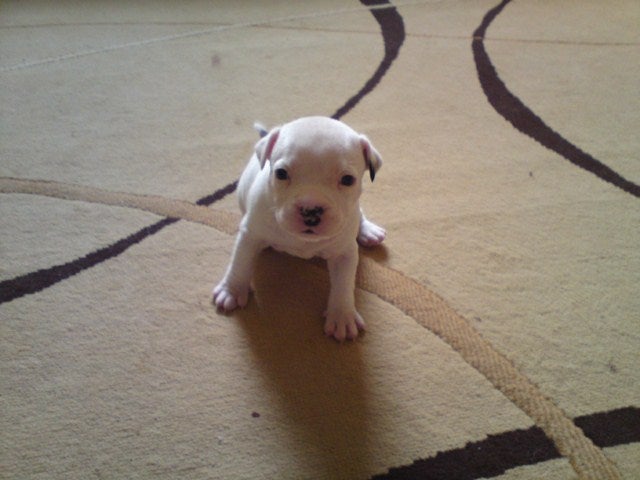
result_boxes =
[357,210,386,247]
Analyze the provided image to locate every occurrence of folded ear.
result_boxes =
[255,127,280,169]
[360,135,382,181]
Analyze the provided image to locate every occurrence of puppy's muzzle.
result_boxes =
[300,206,324,227]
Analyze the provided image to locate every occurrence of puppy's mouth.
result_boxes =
[299,227,333,241]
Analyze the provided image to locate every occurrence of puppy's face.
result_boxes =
[255,117,381,241]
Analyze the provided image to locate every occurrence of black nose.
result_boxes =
[300,206,324,226]
[301,206,324,217]
[303,216,321,227]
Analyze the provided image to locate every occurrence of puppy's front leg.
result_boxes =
[213,224,264,311]
[324,244,364,341]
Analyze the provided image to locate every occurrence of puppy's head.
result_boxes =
[254,116,382,241]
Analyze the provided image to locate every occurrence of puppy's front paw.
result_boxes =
[212,282,250,312]
[357,219,386,247]
[324,308,366,342]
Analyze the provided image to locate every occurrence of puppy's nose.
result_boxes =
[300,206,324,217]
[300,206,324,227]
[303,216,321,227]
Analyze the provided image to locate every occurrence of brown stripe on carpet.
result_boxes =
[373,407,640,479]
[0,176,623,479]
[331,0,404,120]
[0,216,180,304]
[0,178,239,304]
[356,258,620,480]
[472,0,640,199]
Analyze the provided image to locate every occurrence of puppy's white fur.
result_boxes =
[213,116,385,341]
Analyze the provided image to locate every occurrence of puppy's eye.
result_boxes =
[340,175,355,186]
[275,168,289,181]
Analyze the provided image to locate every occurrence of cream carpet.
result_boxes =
[1,1,639,479]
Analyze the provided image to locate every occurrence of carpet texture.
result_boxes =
[1,1,639,479]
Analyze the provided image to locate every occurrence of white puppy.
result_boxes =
[213,116,385,341]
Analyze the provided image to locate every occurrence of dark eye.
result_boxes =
[340,175,355,186]
[275,168,289,181]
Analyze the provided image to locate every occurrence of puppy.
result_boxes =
[213,116,385,341]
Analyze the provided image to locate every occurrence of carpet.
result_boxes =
[1,1,639,479]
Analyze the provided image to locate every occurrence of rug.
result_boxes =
[1,1,639,479]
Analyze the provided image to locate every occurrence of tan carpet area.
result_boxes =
[1,1,639,479]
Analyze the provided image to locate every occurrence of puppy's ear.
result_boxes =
[360,135,382,181]
[255,127,280,169]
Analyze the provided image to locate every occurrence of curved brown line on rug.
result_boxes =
[331,0,405,120]
[1,177,623,479]
[472,0,640,198]
[0,178,238,304]
[370,406,640,479]
[356,257,621,479]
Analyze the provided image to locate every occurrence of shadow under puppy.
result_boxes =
[213,116,385,341]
